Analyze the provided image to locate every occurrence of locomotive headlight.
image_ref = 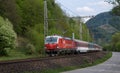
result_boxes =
[57,46,59,48]
[56,44,59,49]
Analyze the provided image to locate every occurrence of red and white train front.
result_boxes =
[45,35,76,55]
[45,36,58,54]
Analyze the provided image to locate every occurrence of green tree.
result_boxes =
[116,42,120,51]
[106,0,120,16]
[15,0,44,35]
[111,32,120,51]
[0,0,21,31]
[112,6,120,16]
[0,16,17,56]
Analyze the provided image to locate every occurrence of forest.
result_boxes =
[103,0,120,52]
[0,0,90,56]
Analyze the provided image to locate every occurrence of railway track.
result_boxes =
[0,52,93,64]
[0,51,107,73]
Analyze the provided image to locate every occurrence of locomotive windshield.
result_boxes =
[45,37,58,43]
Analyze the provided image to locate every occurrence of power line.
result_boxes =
[56,0,95,18]
[49,0,95,41]
[56,0,79,17]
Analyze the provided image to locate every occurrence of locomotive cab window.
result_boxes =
[45,37,58,43]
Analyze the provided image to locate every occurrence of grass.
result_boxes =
[0,49,41,61]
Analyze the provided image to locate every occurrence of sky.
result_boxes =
[55,0,113,17]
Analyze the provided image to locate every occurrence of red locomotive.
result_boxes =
[45,35,102,56]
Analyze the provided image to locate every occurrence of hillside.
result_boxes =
[0,0,91,56]
[86,12,120,44]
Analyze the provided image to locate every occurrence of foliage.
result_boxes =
[0,0,21,31]
[15,0,43,35]
[111,32,120,51]
[0,0,18,20]
[25,27,44,54]
[103,32,120,51]
[116,42,120,51]
[106,0,120,16]
[103,44,112,51]
[112,6,120,16]
[16,37,36,55]
[0,16,17,56]
[0,49,41,61]
[0,0,91,55]
[106,0,120,5]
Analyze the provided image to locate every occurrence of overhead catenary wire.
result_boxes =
[55,0,95,18]
[47,0,95,41]
[48,0,95,21]
[55,0,84,40]
[55,0,79,17]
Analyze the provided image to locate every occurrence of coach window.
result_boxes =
[76,42,81,46]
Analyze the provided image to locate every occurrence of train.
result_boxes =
[45,35,102,56]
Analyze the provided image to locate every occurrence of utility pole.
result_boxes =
[44,0,48,38]
[87,29,89,42]
[44,0,48,55]
[79,17,82,40]
[79,15,94,41]
[72,33,75,40]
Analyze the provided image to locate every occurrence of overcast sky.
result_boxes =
[55,0,113,17]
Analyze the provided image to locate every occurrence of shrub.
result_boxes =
[0,16,17,56]
[26,28,44,54]
[16,37,36,55]
[116,42,120,52]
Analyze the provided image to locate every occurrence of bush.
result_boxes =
[103,44,112,51]
[16,37,36,55]
[115,42,120,52]
[0,16,17,56]
[26,28,44,54]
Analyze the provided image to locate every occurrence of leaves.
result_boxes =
[0,0,91,55]
[111,32,120,51]
[112,6,120,16]
[0,16,16,56]
[107,0,120,16]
